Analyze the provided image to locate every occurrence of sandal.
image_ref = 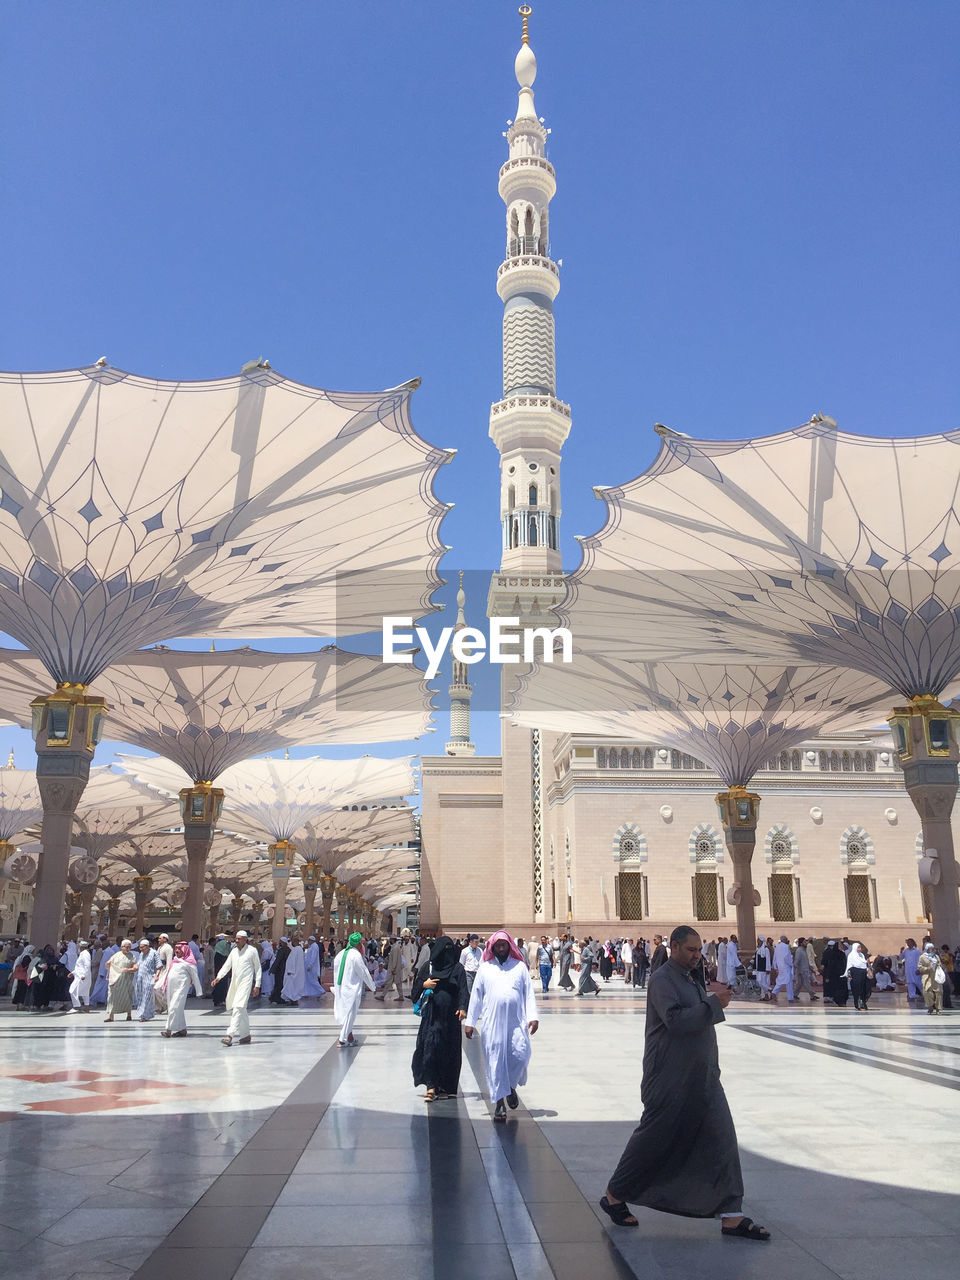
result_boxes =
[424,1089,436,1101]
[721,1216,770,1241]
[506,1089,519,1110]
[599,1195,638,1227]
[493,1100,507,1122]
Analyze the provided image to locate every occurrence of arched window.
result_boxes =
[619,832,643,863]
[528,484,538,505]
[596,748,606,768]
[865,752,875,771]
[643,748,653,769]
[791,750,801,771]
[830,751,840,771]
[779,751,789,770]
[846,834,868,867]
[507,483,515,510]
[853,751,863,772]
[619,747,629,768]
[511,517,519,548]
[632,748,642,769]
[845,833,872,922]
[670,750,681,768]
[841,751,852,772]
[771,835,793,869]
[695,834,717,867]
[529,517,538,546]
[819,751,828,771]
[608,749,619,769]
[682,753,692,769]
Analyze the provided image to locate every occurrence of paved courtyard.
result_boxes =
[0,984,956,1280]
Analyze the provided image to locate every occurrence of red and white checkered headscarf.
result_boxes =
[482,931,524,963]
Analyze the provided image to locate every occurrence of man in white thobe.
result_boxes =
[303,936,325,997]
[281,939,305,1005]
[465,930,539,1121]
[68,941,92,1011]
[754,937,772,1000]
[333,932,375,1045]
[771,936,795,1001]
[725,936,740,987]
[621,939,634,985]
[259,938,275,999]
[716,939,728,985]
[188,934,205,992]
[218,932,261,1045]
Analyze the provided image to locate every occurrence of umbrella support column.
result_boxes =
[716,788,761,959]
[889,698,960,946]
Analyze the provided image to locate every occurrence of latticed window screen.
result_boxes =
[695,835,717,866]
[846,835,868,866]
[845,874,872,923]
[771,836,792,867]
[616,872,645,920]
[693,872,720,921]
[620,834,641,860]
[768,874,796,921]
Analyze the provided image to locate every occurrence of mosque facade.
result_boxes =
[418,14,936,950]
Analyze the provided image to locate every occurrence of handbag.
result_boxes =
[413,987,433,1017]
[934,964,947,985]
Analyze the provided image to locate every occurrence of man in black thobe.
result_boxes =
[600,925,770,1241]
[269,937,291,1006]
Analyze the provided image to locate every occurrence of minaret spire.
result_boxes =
[488,4,570,603]
[446,571,476,757]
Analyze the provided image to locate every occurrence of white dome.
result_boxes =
[515,42,537,90]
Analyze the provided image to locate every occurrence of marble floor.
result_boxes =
[0,981,957,1280]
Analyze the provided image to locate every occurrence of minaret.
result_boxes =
[446,571,476,757]
[488,4,571,610]
[487,7,567,927]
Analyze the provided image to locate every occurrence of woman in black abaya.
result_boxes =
[411,935,469,1100]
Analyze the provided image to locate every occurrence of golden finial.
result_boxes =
[284,747,290,760]
[5,749,14,769]
[519,5,531,44]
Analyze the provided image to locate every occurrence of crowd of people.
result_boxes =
[3,919,958,1246]
[4,928,958,1024]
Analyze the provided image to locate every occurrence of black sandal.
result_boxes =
[599,1195,638,1227]
[493,1100,507,1122]
[721,1216,770,1241]
[507,1089,519,1110]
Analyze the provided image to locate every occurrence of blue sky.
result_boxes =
[2,1,958,767]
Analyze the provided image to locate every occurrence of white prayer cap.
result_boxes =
[280,936,289,942]
[236,930,249,939]
[158,933,169,940]
[78,940,90,948]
